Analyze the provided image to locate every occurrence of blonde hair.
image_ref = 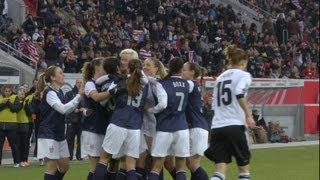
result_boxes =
[145,57,168,79]
[119,49,139,60]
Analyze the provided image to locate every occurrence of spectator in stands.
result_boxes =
[44,35,60,67]
[252,109,267,131]
[0,0,318,80]
[22,14,38,37]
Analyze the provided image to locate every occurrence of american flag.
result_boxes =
[291,0,302,10]
[188,50,198,63]
[17,33,39,64]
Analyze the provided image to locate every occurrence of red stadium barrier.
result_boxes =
[304,105,320,135]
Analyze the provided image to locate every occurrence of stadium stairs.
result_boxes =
[0,40,82,86]
[210,0,269,31]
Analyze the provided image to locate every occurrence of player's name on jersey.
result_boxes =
[173,81,186,87]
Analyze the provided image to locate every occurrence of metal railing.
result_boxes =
[0,39,36,66]
[241,0,272,18]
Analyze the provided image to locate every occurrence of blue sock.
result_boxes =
[127,169,137,180]
[191,167,209,180]
[115,168,126,180]
[93,163,107,180]
[136,167,146,180]
[159,170,164,180]
[148,171,159,180]
[176,170,187,180]
[87,171,94,180]
[55,170,66,180]
[44,173,56,180]
[169,168,176,179]
[105,170,116,180]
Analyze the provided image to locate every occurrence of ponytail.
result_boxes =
[126,59,143,97]
[82,58,104,82]
[34,66,58,99]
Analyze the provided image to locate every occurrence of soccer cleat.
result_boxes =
[39,159,44,166]
[13,163,20,168]
[22,162,30,167]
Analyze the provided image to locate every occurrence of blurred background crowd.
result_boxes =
[0,0,318,79]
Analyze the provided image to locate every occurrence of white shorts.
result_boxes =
[37,139,69,159]
[139,131,148,153]
[103,124,140,159]
[81,131,104,158]
[151,130,190,157]
[189,128,209,156]
[142,113,156,138]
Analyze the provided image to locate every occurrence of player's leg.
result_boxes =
[93,150,113,180]
[187,128,209,180]
[164,156,175,179]
[125,156,137,180]
[56,157,70,180]
[94,124,127,180]
[55,140,70,180]
[232,126,251,180]
[136,132,149,180]
[204,128,231,180]
[149,131,173,180]
[173,130,190,180]
[44,158,58,180]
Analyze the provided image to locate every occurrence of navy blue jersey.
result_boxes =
[97,74,122,112]
[82,79,108,135]
[186,81,208,130]
[110,79,148,130]
[155,77,190,132]
[38,87,65,141]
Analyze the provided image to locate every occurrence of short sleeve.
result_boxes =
[46,91,62,107]
[235,73,252,96]
[85,81,97,97]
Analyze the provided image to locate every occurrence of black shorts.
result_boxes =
[204,125,251,166]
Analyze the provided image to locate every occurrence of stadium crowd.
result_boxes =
[0,1,318,180]
[0,0,318,79]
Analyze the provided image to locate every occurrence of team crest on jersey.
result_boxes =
[49,146,54,153]
[90,144,95,149]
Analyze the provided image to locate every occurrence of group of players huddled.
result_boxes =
[27,45,256,180]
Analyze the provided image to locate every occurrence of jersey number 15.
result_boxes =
[216,80,232,106]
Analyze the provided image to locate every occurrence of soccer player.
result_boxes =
[119,49,139,74]
[148,58,193,180]
[181,62,209,180]
[36,66,84,180]
[81,58,113,180]
[93,59,148,180]
[205,45,256,180]
[137,57,168,179]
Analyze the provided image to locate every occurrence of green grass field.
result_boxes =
[0,145,318,180]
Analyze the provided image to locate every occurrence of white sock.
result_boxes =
[211,172,225,180]
[239,172,250,180]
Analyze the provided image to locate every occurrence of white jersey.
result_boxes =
[211,69,252,128]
